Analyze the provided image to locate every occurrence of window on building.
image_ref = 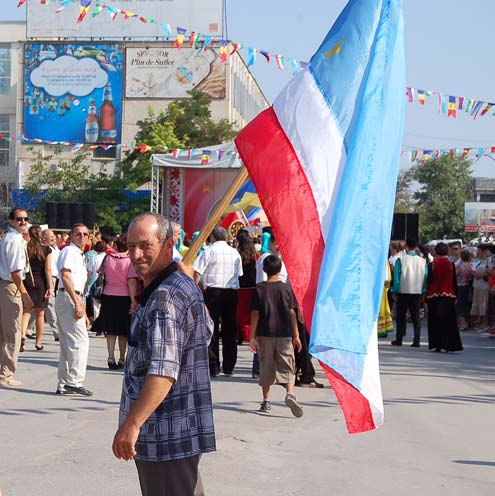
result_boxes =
[92,146,118,160]
[479,194,495,202]
[0,46,11,95]
[0,116,10,168]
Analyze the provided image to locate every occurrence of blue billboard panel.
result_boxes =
[23,43,123,144]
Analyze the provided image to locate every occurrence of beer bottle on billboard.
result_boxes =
[99,82,117,143]
[85,98,99,143]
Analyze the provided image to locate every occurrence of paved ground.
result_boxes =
[1,326,494,496]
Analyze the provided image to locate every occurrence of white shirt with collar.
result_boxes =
[193,240,243,289]
[256,250,288,284]
[57,243,87,293]
[0,228,28,282]
[49,245,60,278]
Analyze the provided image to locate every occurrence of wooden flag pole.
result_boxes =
[182,166,249,265]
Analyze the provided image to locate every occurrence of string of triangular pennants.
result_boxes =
[0,131,238,164]
[4,131,495,166]
[19,2,495,112]
[403,146,495,163]
[17,0,303,71]
[406,87,495,119]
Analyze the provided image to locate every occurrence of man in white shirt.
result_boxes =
[55,223,92,396]
[193,226,243,376]
[0,208,33,387]
[42,228,60,341]
[256,234,288,283]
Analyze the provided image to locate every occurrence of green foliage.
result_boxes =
[408,155,472,240]
[394,169,415,213]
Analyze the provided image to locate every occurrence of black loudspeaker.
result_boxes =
[82,203,96,229]
[45,202,58,227]
[57,202,71,229]
[406,213,419,241]
[391,213,419,241]
[70,203,84,226]
[392,213,406,240]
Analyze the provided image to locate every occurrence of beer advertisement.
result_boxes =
[126,47,226,99]
[23,43,123,144]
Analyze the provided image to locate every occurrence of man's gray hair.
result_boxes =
[130,212,174,242]
[211,226,227,242]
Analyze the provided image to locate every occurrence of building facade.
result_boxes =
[0,21,268,221]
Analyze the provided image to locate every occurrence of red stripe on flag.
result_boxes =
[320,361,376,433]
[235,107,324,330]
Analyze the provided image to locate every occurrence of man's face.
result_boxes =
[270,240,280,256]
[71,225,89,250]
[9,210,29,234]
[42,229,56,246]
[452,244,461,258]
[173,227,181,245]
[128,217,173,285]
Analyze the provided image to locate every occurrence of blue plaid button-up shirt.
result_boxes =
[120,264,216,462]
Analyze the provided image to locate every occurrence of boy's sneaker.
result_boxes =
[259,400,271,413]
[285,394,304,418]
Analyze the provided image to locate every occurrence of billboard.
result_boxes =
[465,202,495,232]
[24,43,123,144]
[126,46,226,99]
[27,0,223,39]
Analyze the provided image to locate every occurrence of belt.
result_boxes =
[59,288,84,297]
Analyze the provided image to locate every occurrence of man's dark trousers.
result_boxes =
[395,293,422,344]
[204,287,238,375]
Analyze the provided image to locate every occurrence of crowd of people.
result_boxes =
[2,207,492,495]
[381,237,495,353]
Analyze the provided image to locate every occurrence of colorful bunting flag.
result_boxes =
[230,43,241,55]
[189,32,197,48]
[201,150,211,165]
[202,36,213,51]
[406,87,414,103]
[481,103,493,117]
[275,54,284,70]
[417,89,425,105]
[220,43,228,63]
[247,47,257,67]
[92,3,104,17]
[288,57,299,73]
[77,0,92,23]
[447,96,457,118]
[17,0,27,7]
[217,150,226,161]
[162,23,172,36]
[458,96,464,110]
[172,148,181,158]
[260,50,271,63]
[173,27,187,49]
[471,101,483,118]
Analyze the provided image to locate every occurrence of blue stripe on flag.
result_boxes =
[310,0,405,382]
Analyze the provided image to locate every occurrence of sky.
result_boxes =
[4,0,495,177]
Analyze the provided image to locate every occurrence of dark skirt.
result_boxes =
[92,294,131,337]
[427,297,463,352]
[24,274,48,309]
[455,285,470,318]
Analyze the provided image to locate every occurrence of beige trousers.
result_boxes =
[55,291,89,389]
[0,280,23,380]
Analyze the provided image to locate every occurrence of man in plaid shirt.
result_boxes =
[112,213,215,496]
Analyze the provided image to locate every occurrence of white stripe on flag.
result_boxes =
[273,70,347,239]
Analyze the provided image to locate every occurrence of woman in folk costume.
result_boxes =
[378,261,394,337]
[426,242,463,352]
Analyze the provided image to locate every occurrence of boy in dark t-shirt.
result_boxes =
[249,255,303,417]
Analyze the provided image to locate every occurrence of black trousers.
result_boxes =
[395,293,422,343]
[135,455,204,496]
[204,287,238,374]
[294,321,316,383]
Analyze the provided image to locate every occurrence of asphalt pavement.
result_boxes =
[0,325,493,496]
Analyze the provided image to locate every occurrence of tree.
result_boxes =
[394,169,415,213]
[408,155,472,240]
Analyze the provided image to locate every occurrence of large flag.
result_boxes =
[234,0,405,433]
[224,180,261,213]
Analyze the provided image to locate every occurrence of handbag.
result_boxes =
[90,255,107,301]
